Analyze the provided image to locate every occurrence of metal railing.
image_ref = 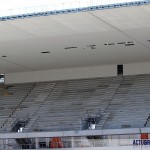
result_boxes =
[0,0,148,17]
[0,138,139,149]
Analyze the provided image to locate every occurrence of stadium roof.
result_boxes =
[0,0,149,19]
[0,4,150,73]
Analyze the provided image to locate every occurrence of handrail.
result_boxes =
[0,127,149,139]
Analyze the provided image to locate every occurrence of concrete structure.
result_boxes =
[0,1,150,149]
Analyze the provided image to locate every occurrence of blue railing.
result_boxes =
[0,0,149,21]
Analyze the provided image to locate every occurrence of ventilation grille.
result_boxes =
[104,41,134,46]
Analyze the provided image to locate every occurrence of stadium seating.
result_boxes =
[0,83,34,132]
[0,74,150,132]
[104,75,150,129]
[29,77,116,131]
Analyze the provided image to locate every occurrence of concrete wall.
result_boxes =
[5,61,150,84]
[5,65,117,84]
[124,62,150,76]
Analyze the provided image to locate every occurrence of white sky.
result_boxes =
[0,0,144,17]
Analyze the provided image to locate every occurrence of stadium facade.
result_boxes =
[0,0,150,149]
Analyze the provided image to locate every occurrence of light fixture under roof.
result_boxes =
[41,51,50,54]
[104,41,134,46]
[125,43,135,46]
[87,44,96,49]
[117,42,126,45]
[64,46,77,49]
[2,55,7,58]
[108,43,115,46]
[104,43,115,46]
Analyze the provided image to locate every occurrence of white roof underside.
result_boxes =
[0,5,150,73]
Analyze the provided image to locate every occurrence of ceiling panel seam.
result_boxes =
[88,11,150,52]
[0,58,35,72]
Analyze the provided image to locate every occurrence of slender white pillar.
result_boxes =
[35,138,39,149]
[71,137,74,148]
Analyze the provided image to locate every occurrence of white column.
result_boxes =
[46,138,49,148]
[4,139,8,150]
[0,139,5,150]
[35,138,39,149]
[71,137,74,148]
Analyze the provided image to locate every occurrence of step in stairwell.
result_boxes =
[23,82,58,132]
[97,76,124,129]
[1,83,37,132]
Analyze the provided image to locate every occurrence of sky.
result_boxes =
[0,0,144,17]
